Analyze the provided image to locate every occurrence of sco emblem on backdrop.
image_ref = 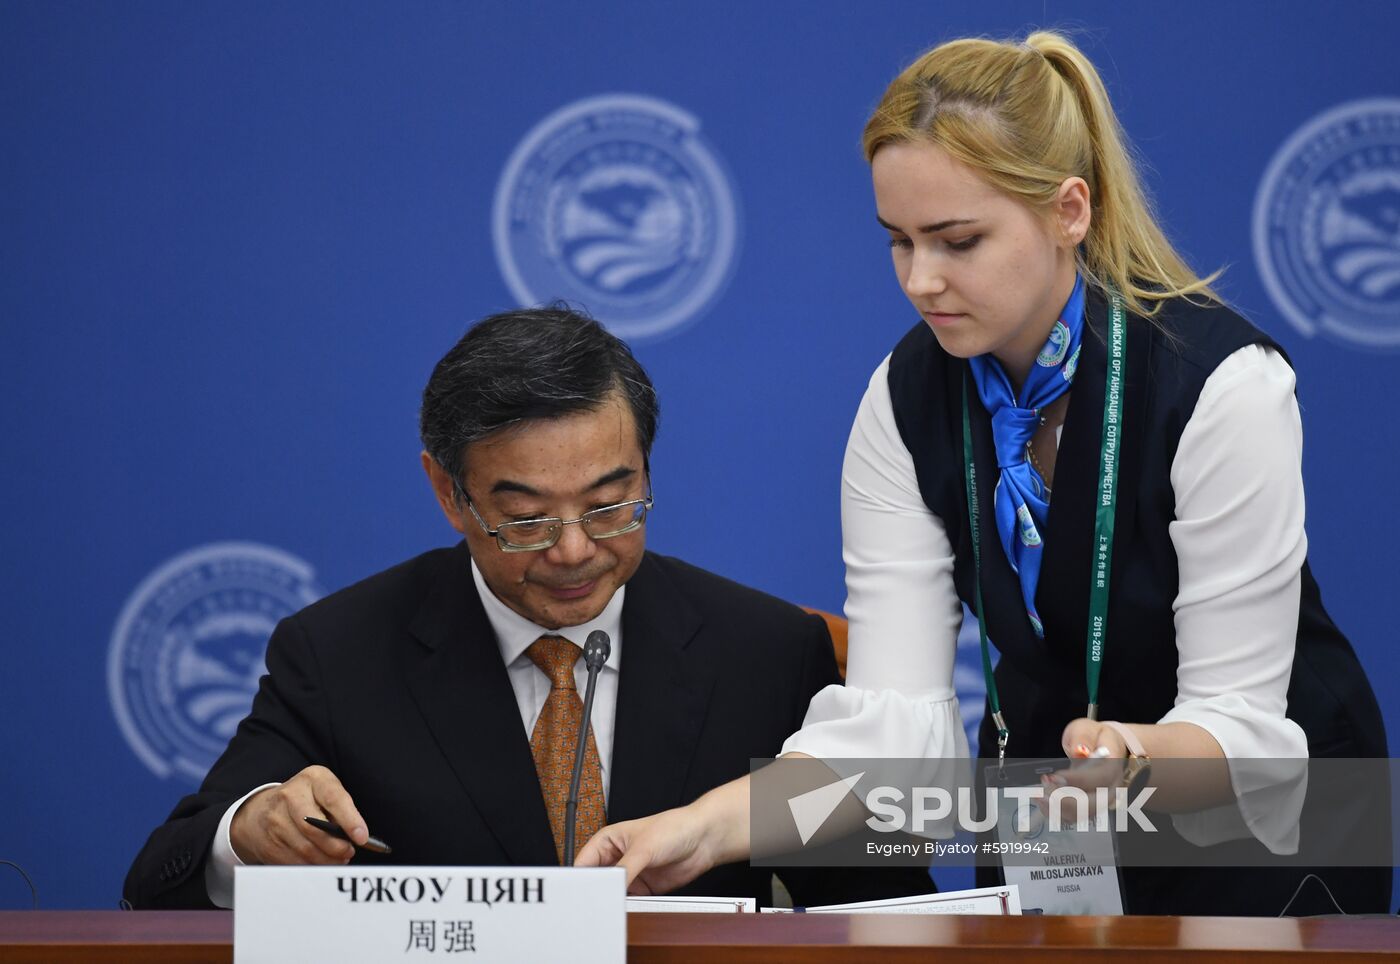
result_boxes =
[493,94,740,340]
[1253,99,1400,348]
[108,542,322,781]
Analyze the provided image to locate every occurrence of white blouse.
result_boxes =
[782,344,1311,850]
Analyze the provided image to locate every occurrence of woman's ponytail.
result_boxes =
[867,30,1220,318]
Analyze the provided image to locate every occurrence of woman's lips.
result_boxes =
[923,311,965,327]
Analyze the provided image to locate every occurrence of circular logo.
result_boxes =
[1016,503,1042,547]
[108,542,322,781]
[1011,796,1048,840]
[1062,345,1081,382]
[1036,321,1071,367]
[1253,99,1400,348]
[493,94,740,340]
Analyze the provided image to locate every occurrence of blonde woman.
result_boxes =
[579,32,1387,916]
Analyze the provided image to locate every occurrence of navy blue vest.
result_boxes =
[886,289,1389,915]
[886,289,1384,762]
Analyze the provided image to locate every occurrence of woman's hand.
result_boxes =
[574,806,715,894]
[575,776,752,894]
[1033,718,1134,823]
[1060,718,1130,760]
[1057,719,1235,813]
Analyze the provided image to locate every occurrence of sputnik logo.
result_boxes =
[787,772,865,846]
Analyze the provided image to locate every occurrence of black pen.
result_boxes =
[304,816,393,854]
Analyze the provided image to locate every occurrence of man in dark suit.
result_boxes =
[124,306,928,909]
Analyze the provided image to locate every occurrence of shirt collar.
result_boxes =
[470,558,624,672]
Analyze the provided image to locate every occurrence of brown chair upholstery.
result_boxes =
[801,607,848,680]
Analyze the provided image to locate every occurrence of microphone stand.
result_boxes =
[564,630,611,866]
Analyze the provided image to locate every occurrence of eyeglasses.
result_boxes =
[454,479,654,552]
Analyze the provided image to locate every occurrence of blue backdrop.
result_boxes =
[3,0,1397,909]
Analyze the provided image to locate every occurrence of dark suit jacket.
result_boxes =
[124,544,931,908]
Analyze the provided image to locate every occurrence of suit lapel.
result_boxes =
[403,543,557,866]
[607,554,714,824]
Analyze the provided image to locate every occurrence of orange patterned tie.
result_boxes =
[525,635,606,864]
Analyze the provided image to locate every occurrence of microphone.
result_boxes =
[564,630,611,866]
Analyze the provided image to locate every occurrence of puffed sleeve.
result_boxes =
[782,354,969,762]
[1162,343,1310,851]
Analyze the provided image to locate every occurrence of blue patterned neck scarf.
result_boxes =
[967,275,1086,638]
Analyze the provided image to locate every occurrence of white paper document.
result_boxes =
[626,895,756,913]
[758,884,1021,915]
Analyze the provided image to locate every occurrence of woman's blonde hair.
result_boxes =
[863,31,1218,317]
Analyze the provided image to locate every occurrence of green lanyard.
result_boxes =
[960,291,1126,760]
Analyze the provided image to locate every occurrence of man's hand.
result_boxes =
[230,765,369,865]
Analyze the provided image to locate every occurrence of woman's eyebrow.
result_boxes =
[876,214,979,234]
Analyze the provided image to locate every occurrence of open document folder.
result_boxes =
[622,885,1020,915]
[626,895,757,913]
[760,884,1021,915]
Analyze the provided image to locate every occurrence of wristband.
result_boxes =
[1099,720,1148,759]
[1098,721,1152,808]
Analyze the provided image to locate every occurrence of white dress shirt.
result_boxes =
[205,558,625,907]
[782,344,1310,850]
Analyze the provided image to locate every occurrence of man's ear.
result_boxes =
[1054,176,1092,248]
[421,451,468,536]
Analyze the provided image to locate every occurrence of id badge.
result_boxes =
[989,759,1125,915]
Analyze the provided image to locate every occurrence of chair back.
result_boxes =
[801,607,848,680]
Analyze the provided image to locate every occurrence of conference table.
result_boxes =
[1,911,1398,961]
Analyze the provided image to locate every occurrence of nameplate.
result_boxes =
[993,761,1125,916]
[234,866,625,963]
